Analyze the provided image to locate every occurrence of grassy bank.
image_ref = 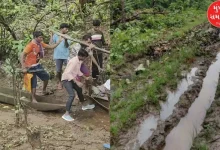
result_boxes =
[110,13,212,138]
[111,9,208,67]
[111,43,201,137]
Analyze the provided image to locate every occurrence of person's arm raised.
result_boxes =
[44,36,63,49]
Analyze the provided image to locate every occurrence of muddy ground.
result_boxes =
[0,66,110,150]
[117,52,216,150]
[140,44,220,150]
[0,104,109,150]
[112,23,220,150]
[191,78,220,150]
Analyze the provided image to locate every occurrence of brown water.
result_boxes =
[125,115,158,150]
[160,68,197,120]
[125,68,198,150]
[164,53,220,150]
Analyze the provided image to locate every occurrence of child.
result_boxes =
[61,48,95,121]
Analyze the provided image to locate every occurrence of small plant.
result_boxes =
[203,124,215,140]
[192,142,209,150]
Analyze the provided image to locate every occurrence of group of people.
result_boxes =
[20,19,107,121]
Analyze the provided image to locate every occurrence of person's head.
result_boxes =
[60,23,69,34]
[77,48,89,61]
[33,31,44,43]
[93,19,101,27]
[82,34,92,44]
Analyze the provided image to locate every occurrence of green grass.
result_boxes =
[192,143,209,150]
[110,5,212,141]
[192,136,210,150]
[203,124,215,140]
[111,9,208,67]
[111,44,200,137]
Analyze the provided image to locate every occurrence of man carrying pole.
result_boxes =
[51,23,71,90]
[20,31,63,103]
[88,19,107,81]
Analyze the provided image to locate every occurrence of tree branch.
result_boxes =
[33,11,52,31]
[121,0,125,23]
[0,15,17,40]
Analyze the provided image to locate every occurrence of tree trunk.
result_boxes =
[121,0,125,23]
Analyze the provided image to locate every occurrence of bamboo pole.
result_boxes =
[50,29,110,54]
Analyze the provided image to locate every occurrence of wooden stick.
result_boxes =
[84,95,109,111]
[209,136,220,143]
[50,29,110,54]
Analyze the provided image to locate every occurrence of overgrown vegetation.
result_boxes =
[0,0,110,85]
[110,0,213,141]
[0,0,110,61]
[0,0,110,149]
[111,0,212,65]
[111,36,202,137]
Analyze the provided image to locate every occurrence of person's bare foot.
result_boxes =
[32,98,38,103]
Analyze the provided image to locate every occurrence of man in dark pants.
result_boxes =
[61,49,95,121]
[88,19,106,81]
[52,23,71,90]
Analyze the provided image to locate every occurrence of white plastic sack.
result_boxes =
[104,79,110,90]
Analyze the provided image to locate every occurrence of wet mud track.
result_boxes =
[192,77,220,150]
[113,25,220,150]
[118,58,211,150]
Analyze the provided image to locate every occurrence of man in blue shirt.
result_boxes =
[52,23,71,90]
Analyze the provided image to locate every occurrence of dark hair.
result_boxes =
[93,19,101,27]
[78,48,89,57]
[60,23,69,29]
[33,31,43,38]
[82,34,92,41]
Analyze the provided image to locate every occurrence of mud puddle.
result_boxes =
[164,53,220,150]
[123,68,198,150]
[160,67,197,120]
[136,115,158,147]
[192,78,220,150]
[124,115,158,150]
